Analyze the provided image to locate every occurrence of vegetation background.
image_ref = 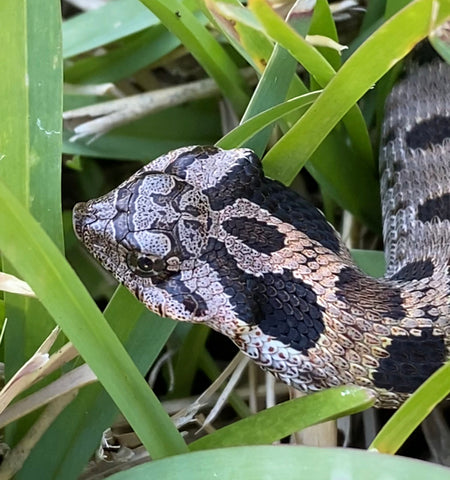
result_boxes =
[0,0,449,478]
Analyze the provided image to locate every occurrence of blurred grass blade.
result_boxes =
[262,0,450,185]
[351,250,385,277]
[65,25,182,85]
[139,0,249,114]
[370,362,450,454]
[0,181,187,459]
[217,91,321,149]
[63,98,221,161]
[63,0,159,58]
[108,445,450,480]
[190,385,374,450]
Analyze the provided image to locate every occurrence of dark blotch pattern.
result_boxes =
[204,153,263,211]
[113,187,133,242]
[247,272,325,352]
[373,328,446,393]
[201,238,257,325]
[205,157,341,254]
[200,238,325,353]
[406,115,450,150]
[417,193,450,222]
[222,217,286,254]
[389,259,434,281]
[336,267,406,320]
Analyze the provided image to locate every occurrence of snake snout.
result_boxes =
[73,202,92,241]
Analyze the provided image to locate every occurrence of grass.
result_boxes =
[0,0,449,478]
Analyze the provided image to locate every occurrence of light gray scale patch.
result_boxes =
[380,58,450,275]
[121,146,254,191]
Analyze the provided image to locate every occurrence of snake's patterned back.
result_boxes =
[381,48,450,276]
[73,46,450,408]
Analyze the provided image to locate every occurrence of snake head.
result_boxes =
[73,145,263,330]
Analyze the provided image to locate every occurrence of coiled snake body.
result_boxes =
[73,51,450,408]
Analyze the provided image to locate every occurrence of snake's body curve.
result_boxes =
[73,49,450,408]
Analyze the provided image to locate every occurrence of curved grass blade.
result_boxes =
[262,0,450,185]
[63,0,159,58]
[108,445,450,480]
[0,181,187,459]
[249,0,373,167]
[217,91,321,149]
[370,362,450,454]
[190,385,374,451]
[65,25,182,85]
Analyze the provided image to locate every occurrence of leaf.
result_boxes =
[217,91,321,149]
[19,288,177,480]
[107,445,450,480]
[0,0,64,445]
[249,0,373,167]
[63,0,159,58]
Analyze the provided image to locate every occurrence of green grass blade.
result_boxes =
[190,385,374,450]
[108,445,450,480]
[139,0,249,114]
[249,0,373,167]
[63,0,158,58]
[65,25,182,84]
[262,0,450,185]
[0,181,187,459]
[370,362,450,454]
[0,0,64,446]
[308,0,340,70]
[217,91,321,149]
[206,0,273,72]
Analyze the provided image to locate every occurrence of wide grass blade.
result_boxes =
[108,445,450,480]
[0,0,64,446]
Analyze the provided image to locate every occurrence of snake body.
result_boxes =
[73,48,450,408]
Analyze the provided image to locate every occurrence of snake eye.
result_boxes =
[127,252,166,278]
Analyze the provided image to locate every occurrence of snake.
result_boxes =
[73,45,450,408]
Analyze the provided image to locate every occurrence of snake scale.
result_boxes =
[73,45,450,408]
